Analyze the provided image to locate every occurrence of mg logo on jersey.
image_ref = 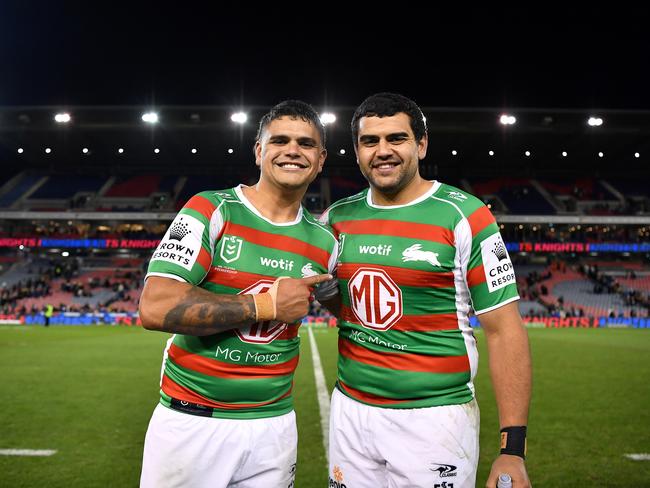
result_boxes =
[236,280,288,343]
[348,268,402,330]
[220,235,243,263]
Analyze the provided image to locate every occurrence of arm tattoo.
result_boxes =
[161,286,257,335]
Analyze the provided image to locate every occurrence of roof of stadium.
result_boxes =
[1,5,648,176]
[2,5,649,109]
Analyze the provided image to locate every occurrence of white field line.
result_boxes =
[307,325,331,462]
[624,453,650,461]
[0,449,57,456]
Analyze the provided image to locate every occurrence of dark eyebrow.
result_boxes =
[268,135,319,146]
[359,132,410,143]
[297,137,318,146]
[386,132,410,141]
[268,135,289,143]
[358,134,379,143]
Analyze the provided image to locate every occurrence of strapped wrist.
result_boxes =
[253,293,275,321]
[500,426,527,459]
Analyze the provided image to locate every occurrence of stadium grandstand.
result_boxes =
[0,105,649,327]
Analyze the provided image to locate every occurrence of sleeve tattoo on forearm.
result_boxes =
[162,287,256,334]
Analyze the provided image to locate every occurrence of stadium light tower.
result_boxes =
[141,112,159,124]
[54,112,71,123]
[231,112,247,124]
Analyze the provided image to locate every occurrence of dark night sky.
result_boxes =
[1,3,649,110]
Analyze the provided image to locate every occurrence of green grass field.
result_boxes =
[1,325,649,487]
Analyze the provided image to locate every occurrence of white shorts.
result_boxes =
[329,388,479,488]
[140,404,297,488]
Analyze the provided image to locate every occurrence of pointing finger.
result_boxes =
[301,273,333,286]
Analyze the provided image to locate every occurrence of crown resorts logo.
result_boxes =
[152,213,204,271]
[480,233,515,292]
[169,217,191,241]
[491,237,508,261]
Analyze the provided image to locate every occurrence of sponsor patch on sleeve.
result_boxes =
[151,213,205,271]
[479,233,516,292]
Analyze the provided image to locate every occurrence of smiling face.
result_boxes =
[254,116,326,193]
[355,112,428,198]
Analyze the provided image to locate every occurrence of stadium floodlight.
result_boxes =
[634,152,640,158]
[118,148,124,154]
[488,150,495,156]
[499,114,516,125]
[154,148,160,154]
[598,151,604,158]
[141,112,159,124]
[525,150,531,157]
[191,148,198,154]
[82,148,89,154]
[54,112,71,123]
[562,151,568,157]
[451,150,457,156]
[230,112,247,124]
[587,116,603,127]
[17,148,23,154]
[45,147,52,154]
[227,148,234,154]
[320,112,336,125]
[339,149,346,155]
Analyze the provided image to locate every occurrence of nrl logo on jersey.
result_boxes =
[220,235,243,263]
[446,190,467,202]
[402,243,441,267]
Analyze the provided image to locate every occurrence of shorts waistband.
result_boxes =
[169,397,214,417]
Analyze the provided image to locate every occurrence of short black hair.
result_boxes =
[351,92,427,146]
[256,100,326,146]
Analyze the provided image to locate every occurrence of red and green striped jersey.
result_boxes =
[146,185,338,419]
[321,181,519,409]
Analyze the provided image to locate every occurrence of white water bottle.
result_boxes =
[496,473,512,488]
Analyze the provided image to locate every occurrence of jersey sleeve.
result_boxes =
[146,192,224,285]
[461,205,519,314]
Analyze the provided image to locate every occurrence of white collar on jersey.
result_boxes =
[234,184,304,226]
[366,180,441,209]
